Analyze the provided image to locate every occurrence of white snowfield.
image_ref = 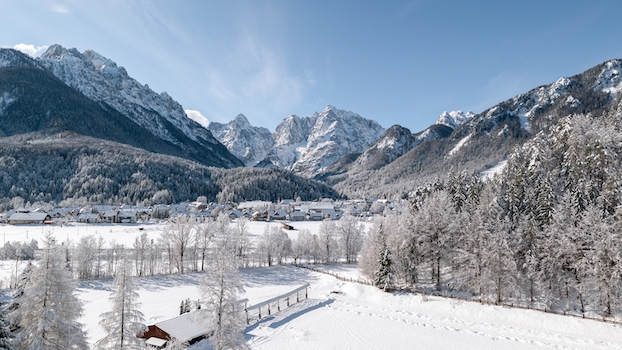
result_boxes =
[76,265,622,350]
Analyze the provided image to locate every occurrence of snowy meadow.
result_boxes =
[2,219,622,349]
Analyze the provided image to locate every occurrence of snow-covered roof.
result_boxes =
[9,212,49,221]
[155,312,212,343]
[145,337,167,347]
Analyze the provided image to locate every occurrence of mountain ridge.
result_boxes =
[0,45,243,168]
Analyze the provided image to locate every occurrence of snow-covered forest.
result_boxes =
[0,136,338,210]
[360,113,622,318]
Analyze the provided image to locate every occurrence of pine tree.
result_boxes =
[374,246,394,292]
[374,224,394,292]
[14,233,88,350]
[199,235,248,350]
[95,251,147,350]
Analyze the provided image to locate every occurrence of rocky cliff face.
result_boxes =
[258,105,385,177]
[208,114,275,166]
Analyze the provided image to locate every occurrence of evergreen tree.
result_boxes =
[95,251,147,350]
[374,245,394,292]
[364,221,395,291]
[14,233,88,350]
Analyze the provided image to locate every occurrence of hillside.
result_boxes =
[0,133,338,208]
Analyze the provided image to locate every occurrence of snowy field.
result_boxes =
[76,265,622,350]
[3,221,622,349]
[0,220,294,248]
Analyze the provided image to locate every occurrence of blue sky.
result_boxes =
[2,0,622,132]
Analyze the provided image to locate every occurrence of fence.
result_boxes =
[294,264,372,286]
[293,264,622,327]
[245,283,310,325]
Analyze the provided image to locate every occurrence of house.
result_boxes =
[308,211,323,221]
[77,212,102,223]
[137,209,152,222]
[48,208,75,222]
[141,311,212,345]
[102,210,119,223]
[117,209,138,223]
[252,211,268,221]
[8,211,52,225]
[290,211,306,221]
[322,209,344,220]
[190,201,208,210]
[194,210,212,222]
[268,210,287,221]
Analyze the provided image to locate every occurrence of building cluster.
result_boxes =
[0,199,402,225]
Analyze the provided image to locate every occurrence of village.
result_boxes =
[0,198,401,225]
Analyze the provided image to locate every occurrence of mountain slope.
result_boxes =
[0,46,242,168]
[0,66,204,159]
[321,110,467,177]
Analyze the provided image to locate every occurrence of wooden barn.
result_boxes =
[140,312,212,346]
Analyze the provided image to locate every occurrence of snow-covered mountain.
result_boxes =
[450,58,622,154]
[208,114,275,166]
[259,105,385,177]
[352,110,471,170]
[0,45,242,168]
[322,59,622,199]
[435,110,474,129]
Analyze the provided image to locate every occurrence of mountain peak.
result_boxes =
[209,114,274,166]
[40,44,81,60]
[232,113,250,125]
[435,110,473,129]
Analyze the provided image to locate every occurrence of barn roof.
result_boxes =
[155,312,212,343]
[9,212,49,221]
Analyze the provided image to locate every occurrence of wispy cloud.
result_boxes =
[13,43,48,57]
[210,28,305,112]
[48,3,71,14]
